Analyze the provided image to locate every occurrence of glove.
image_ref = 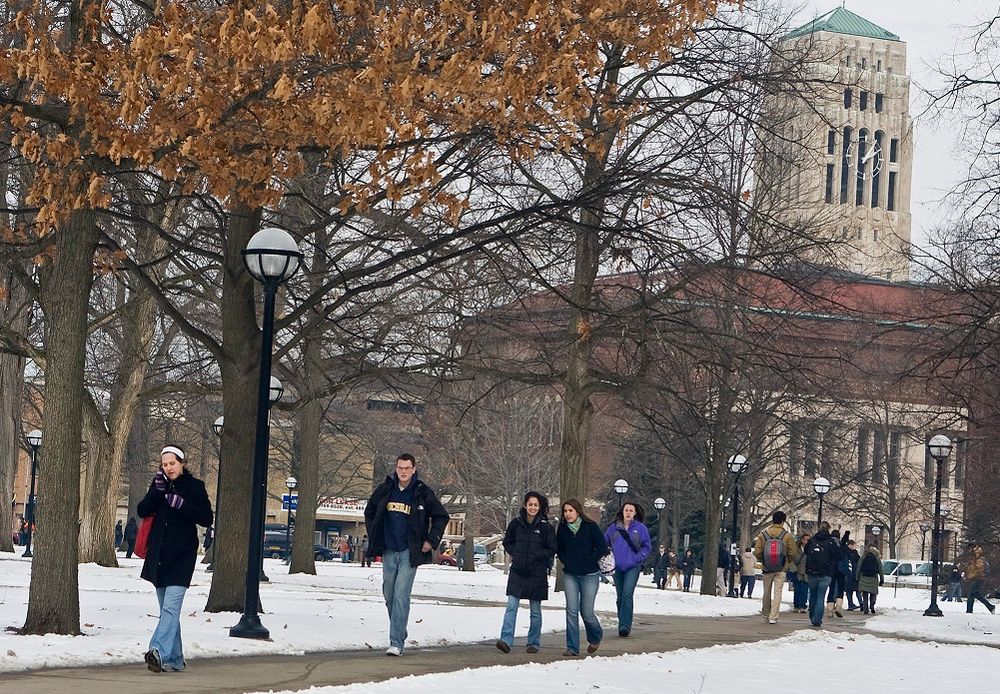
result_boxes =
[165,492,184,510]
[153,470,167,492]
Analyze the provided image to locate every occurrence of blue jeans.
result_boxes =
[499,594,542,648]
[967,579,995,613]
[807,575,832,626]
[563,572,602,654]
[943,581,962,601]
[382,549,418,650]
[612,565,640,633]
[150,586,187,670]
[793,576,809,609]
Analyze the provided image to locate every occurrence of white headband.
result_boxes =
[161,445,185,460]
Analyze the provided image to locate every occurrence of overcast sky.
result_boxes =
[789,0,993,249]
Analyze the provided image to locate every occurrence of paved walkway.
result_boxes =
[1,607,871,694]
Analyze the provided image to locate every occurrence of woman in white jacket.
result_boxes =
[739,548,757,598]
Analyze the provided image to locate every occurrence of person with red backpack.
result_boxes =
[753,510,800,624]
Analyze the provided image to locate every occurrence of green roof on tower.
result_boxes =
[782,6,900,42]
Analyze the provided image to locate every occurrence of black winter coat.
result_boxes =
[124,518,138,541]
[137,470,213,588]
[364,473,450,567]
[556,519,608,576]
[503,511,557,601]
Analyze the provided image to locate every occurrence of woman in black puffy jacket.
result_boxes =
[495,492,557,654]
[138,445,213,673]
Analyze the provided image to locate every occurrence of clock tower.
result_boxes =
[770,7,912,280]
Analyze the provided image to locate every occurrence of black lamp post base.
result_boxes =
[923,605,943,617]
[230,615,270,639]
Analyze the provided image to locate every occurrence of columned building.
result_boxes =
[774,7,913,280]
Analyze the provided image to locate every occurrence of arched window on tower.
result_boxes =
[871,131,884,208]
[840,126,853,204]
[856,129,869,206]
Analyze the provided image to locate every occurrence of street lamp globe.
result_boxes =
[813,477,831,495]
[653,497,666,510]
[871,525,881,536]
[269,376,284,404]
[243,228,302,283]
[212,416,224,437]
[26,429,42,448]
[285,476,297,491]
[927,434,952,461]
[919,522,931,533]
[613,479,629,495]
[727,454,748,475]
[940,505,951,518]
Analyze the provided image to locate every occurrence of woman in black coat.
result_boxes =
[556,498,608,657]
[495,491,557,654]
[138,445,213,673]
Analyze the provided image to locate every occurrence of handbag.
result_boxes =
[598,550,616,575]
[134,515,155,559]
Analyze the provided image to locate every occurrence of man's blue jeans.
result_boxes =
[563,572,602,654]
[793,576,809,609]
[382,549,418,651]
[499,595,542,648]
[612,565,641,634]
[150,586,187,670]
[967,579,995,613]
[807,575,832,626]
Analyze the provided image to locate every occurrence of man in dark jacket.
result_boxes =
[115,519,124,549]
[803,521,843,628]
[123,516,139,558]
[364,453,450,656]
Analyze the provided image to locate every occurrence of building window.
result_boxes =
[862,57,867,69]
[888,431,902,484]
[873,429,886,483]
[874,229,879,242]
[956,438,966,488]
[872,131,883,208]
[840,127,853,204]
[924,438,934,488]
[875,93,883,113]
[860,91,868,111]
[857,428,870,475]
[857,228,864,241]
[856,129,868,206]
[844,88,853,109]
[877,59,882,72]
[825,163,834,203]
[827,129,836,154]
[890,138,899,162]
[888,171,897,211]
[788,424,802,476]
[846,55,852,67]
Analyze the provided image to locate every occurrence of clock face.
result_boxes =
[855,141,883,180]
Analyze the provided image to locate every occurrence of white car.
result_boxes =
[882,559,953,587]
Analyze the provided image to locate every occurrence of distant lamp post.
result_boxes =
[924,434,952,617]
[22,429,42,559]
[653,497,667,549]
[613,479,629,511]
[212,416,224,437]
[231,227,302,641]
[919,523,932,562]
[726,454,749,597]
[207,416,224,573]
[813,477,831,526]
[283,476,297,565]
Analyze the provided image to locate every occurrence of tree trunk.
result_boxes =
[289,396,319,574]
[205,204,263,613]
[0,273,27,553]
[78,418,117,566]
[125,404,151,521]
[22,210,98,635]
[462,494,476,572]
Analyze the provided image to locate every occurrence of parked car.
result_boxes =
[263,534,334,562]
[882,559,954,587]
[473,543,488,565]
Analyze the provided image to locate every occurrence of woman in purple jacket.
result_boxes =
[604,502,651,637]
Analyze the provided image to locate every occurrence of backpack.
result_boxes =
[760,530,788,573]
[860,552,879,577]
[805,537,834,576]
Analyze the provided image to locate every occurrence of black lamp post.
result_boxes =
[206,416,224,573]
[653,496,667,547]
[283,476,296,565]
[813,476,831,526]
[257,375,284,584]
[230,228,302,640]
[726,454,748,597]
[919,523,931,562]
[613,478,629,511]
[22,429,41,559]
[939,505,952,562]
[924,434,952,618]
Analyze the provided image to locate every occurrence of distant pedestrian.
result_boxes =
[364,453,450,656]
[667,550,682,589]
[652,544,667,587]
[739,547,757,598]
[791,533,811,613]
[203,526,214,551]
[825,529,847,618]
[753,511,799,624]
[716,544,729,596]
[856,543,884,614]
[495,492,556,654]
[115,520,124,549]
[140,445,213,673]
[942,566,963,601]
[804,522,842,627]
[604,502,651,637]
[680,549,696,591]
[556,498,607,657]
[656,548,673,590]
[362,535,371,567]
[843,538,861,610]
[964,543,995,614]
[124,516,138,558]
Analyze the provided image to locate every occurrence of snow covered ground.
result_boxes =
[4,545,1000,691]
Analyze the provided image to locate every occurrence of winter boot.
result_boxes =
[834,598,845,617]
[825,602,834,617]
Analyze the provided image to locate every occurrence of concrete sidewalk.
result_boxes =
[1,611,868,694]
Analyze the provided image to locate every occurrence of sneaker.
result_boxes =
[144,649,162,673]
[618,629,630,637]
[526,645,539,654]
[587,642,600,654]
[562,649,578,657]
[385,646,402,656]
[768,619,778,624]
[495,640,511,653]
